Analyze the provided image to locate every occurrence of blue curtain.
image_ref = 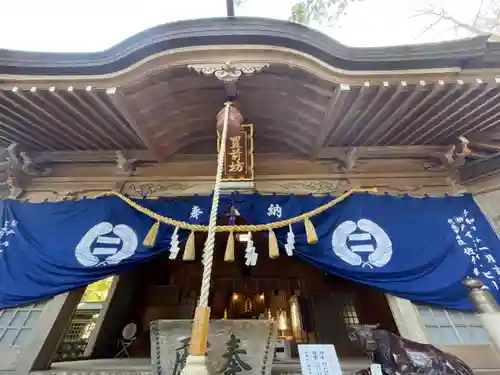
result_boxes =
[0,192,498,311]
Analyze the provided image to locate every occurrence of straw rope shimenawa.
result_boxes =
[97,187,377,233]
[93,99,376,374]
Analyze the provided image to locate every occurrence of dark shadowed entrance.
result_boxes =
[77,216,398,361]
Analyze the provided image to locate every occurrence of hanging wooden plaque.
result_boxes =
[218,124,254,182]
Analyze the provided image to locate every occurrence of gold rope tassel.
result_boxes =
[183,231,196,261]
[268,229,280,259]
[143,220,160,247]
[224,231,235,262]
[304,217,318,244]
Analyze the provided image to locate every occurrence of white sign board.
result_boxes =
[370,364,382,375]
[298,344,342,375]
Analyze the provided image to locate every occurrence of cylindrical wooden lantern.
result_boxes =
[216,105,243,137]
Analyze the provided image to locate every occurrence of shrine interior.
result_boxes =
[62,216,399,363]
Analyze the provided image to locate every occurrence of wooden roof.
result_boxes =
[1,17,500,191]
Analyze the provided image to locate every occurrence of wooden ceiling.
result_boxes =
[3,16,500,187]
[1,64,500,164]
[0,89,144,151]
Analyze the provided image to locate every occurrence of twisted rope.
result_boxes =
[97,187,377,232]
[198,101,231,307]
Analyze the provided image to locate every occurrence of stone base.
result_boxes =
[31,358,373,375]
[480,313,500,353]
[150,320,277,375]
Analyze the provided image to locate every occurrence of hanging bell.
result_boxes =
[216,103,243,137]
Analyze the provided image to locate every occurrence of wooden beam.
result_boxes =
[27,145,457,165]
[472,142,500,152]
[0,91,75,150]
[337,85,388,145]
[317,145,450,159]
[469,151,489,159]
[310,86,349,159]
[354,85,405,145]
[460,152,500,182]
[394,84,466,144]
[31,150,156,164]
[67,90,139,149]
[36,90,114,149]
[414,83,499,144]
[325,86,372,146]
[377,84,445,144]
[365,85,425,145]
[9,90,93,149]
[106,89,162,160]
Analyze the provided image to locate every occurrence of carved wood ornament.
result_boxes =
[320,147,358,171]
[426,136,471,171]
[116,150,138,177]
[0,143,52,198]
[432,136,471,170]
[188,62,269,83]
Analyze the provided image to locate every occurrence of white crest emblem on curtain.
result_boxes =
[75,222,138,267]
[332,219,393,268]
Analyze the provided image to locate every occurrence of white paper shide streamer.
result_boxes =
[284,224,295,256]
[244,232,258,266]
[169,226,180,259]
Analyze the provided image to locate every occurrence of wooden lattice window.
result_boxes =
[64,312,97,342]
[417,305,490,345]
[342,298,360,326]
[53,311,99,362]
[0,302,45,347]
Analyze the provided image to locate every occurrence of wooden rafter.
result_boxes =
[310,86,349,159]
[85,91,145,146]
[106,89,162,159]
[377,84,445,145]
[0,110,49,149]
[353,85,405,146]
[364,85,425,145]
[31,90,112,149]
[0,91,75,150]
[65,90,138,149]
[404,83,483,144]
[393,84,467,144]
[325,86,372,145]
[412,83,498,144]
[337,85,389,145]
[11,90,93,149]
[0,67,500,171]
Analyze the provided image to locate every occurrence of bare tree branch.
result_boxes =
[234,0,248,6]
[472,0,485,28]
[250,0,500,41]
[412,12,446,40]
[413,1,500,39]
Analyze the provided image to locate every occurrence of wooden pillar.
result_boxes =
[16,289,84,374]
[385,294,429,343]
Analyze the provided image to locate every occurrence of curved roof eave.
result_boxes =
[0,17,497,77]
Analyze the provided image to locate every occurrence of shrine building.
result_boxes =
[2,17,500,375]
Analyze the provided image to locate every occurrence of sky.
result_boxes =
[0,0,488,52]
